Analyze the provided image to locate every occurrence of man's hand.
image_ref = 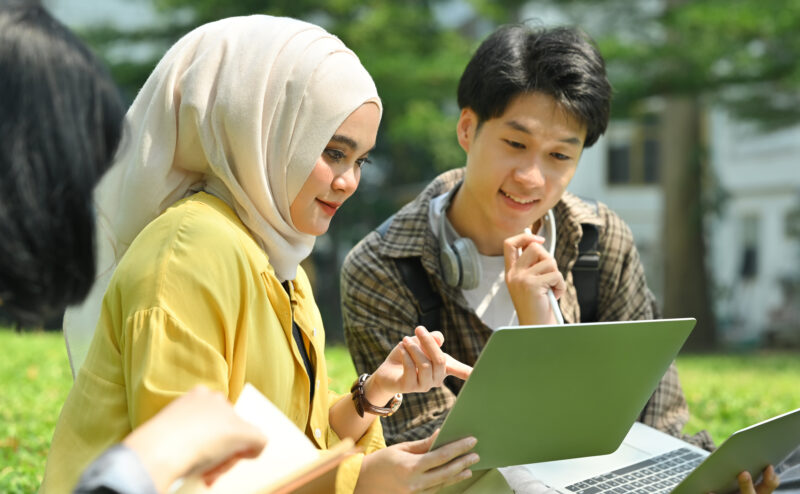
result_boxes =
[731,465,780,494]
[503,230,565,325]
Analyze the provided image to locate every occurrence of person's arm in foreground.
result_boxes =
[330,326,480,493]
[74,386,266,494]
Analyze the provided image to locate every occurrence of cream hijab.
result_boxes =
[63,15,381,375]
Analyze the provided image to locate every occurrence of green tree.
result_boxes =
[547,0,800,348]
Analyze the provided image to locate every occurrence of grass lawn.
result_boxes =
[676,353,800,441]
[1,329,799,492]
[0,331,72,493]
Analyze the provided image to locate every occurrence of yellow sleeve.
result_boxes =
[111,199,253,427]
[326,390,386,494]
[122,306,231,428]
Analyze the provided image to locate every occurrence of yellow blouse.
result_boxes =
[41,192,385,493]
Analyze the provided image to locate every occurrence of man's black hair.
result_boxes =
[0,1,125,325]
[457,23,612,148]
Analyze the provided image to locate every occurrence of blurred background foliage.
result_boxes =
[32,0,800,344]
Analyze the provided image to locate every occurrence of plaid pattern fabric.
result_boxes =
[341,168,714,450]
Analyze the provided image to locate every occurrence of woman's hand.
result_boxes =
[122,386,267,492]
[503,230,565,325]
[356,430,479,494]
[367,326,472,404]
[329,327,470,443]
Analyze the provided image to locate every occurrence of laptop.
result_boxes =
[523,407,800,494]
[430,318,696,470]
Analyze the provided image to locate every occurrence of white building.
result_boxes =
[568,108,800,346]
[707,110,800,345]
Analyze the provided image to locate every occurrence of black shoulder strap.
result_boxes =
[572,199,601,322]
[376,215,444,331]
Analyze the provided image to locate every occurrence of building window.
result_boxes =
[739,215,759,280]
[607,145,630,183]
[785,204,800,239]
[606,116,661,186]
[642,138,660,183]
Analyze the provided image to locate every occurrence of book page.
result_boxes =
[172,384,350,494]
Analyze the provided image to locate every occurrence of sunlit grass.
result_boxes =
[0,330,360,493]
[1,328,799,492]
[0,330,71,493]
[325,345,357,395]
[676,352,800,443]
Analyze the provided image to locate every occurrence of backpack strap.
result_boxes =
[572,199,601,322]
[376,215,444,331]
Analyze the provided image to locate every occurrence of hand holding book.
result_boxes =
[171,384,357,494]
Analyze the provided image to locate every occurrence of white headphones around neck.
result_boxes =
[438,181,557,290]
[439,183,481,289]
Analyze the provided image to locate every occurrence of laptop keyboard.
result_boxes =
[564,447,705,494]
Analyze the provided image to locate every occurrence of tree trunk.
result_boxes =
[660,97,716,349]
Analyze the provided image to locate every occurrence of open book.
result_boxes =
[172,384,358,494]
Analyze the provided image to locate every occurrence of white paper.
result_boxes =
[171,384,320,494]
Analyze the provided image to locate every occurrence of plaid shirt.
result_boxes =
[341,168,714,450]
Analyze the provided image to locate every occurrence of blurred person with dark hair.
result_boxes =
[0,2,266,493]
[0,0,123,324]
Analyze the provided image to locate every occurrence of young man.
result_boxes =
[341,23,782,493]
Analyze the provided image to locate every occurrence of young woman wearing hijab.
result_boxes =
[41,15,478,494]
